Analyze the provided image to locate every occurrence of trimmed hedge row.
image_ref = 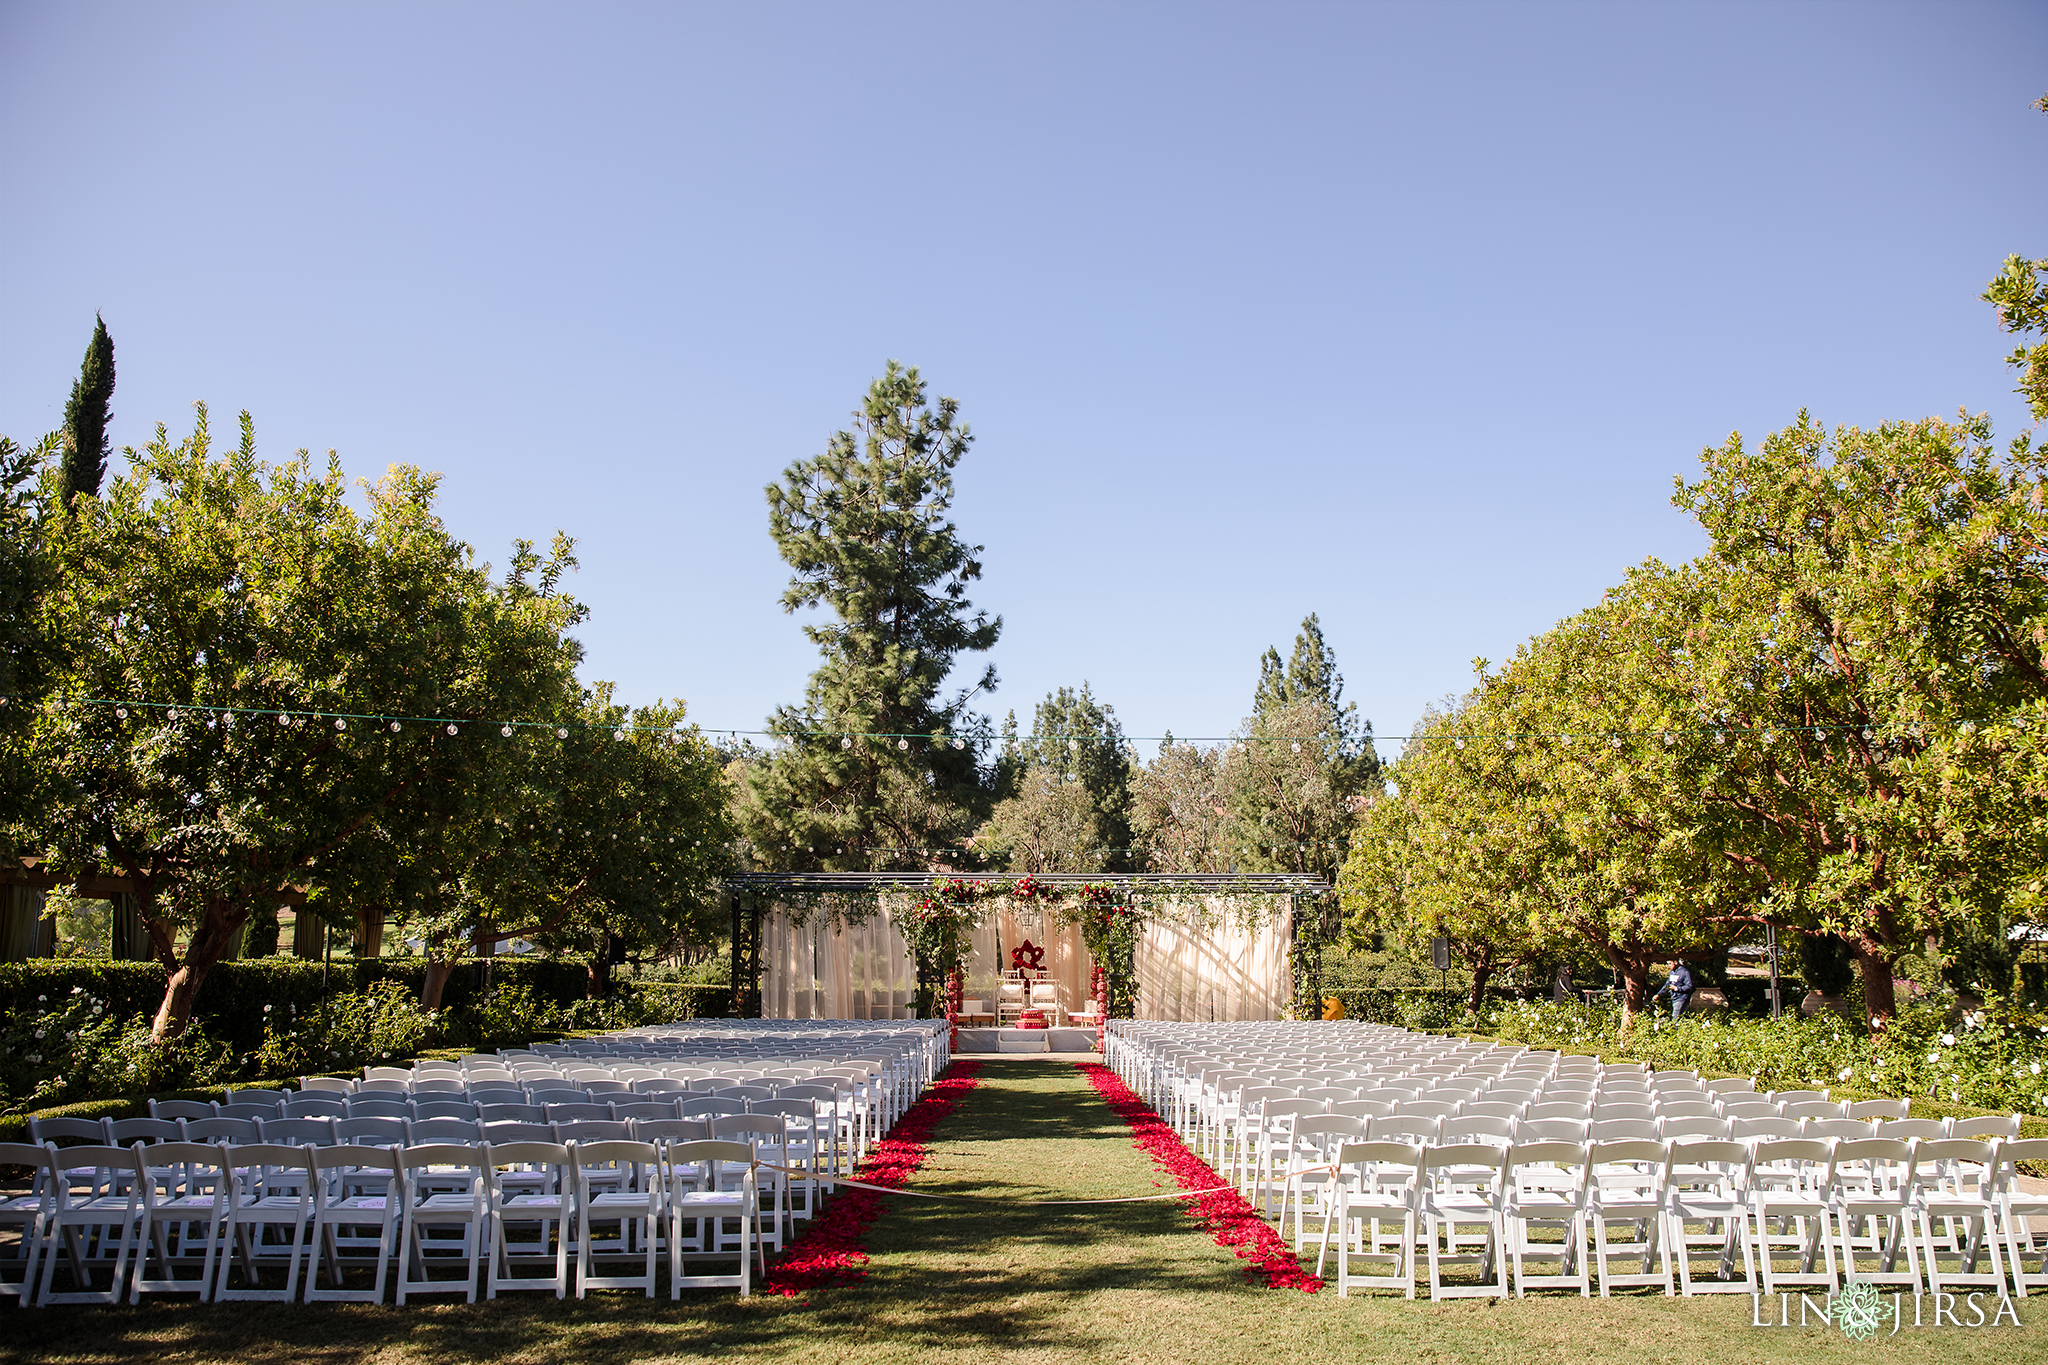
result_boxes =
[1328,986,1535,1028]
[0,958,596,1052]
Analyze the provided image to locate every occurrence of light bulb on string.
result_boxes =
[952,737,964,750]
[389,720,400,732]
[841,736,852,749]
[501,725,514,737]
[115,708,127,720]
[557,728,568,739]
[166,709,179,723]
[613,730,625,741]
[335,718,347,731]
[279,713,292,727]
[1291,741,1302,753]
[897,738,908,750]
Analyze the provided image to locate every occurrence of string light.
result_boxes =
[500,725,513,737]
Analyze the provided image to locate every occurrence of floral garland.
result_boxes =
[1078,1062,1322,1293]
[762,1058,984,1297]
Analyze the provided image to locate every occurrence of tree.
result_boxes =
[1253,612,1378,786]
[1129,738,1229,873]
[1980,93,2048,423]
[1484,569,1756,1026]
[21,406,589,1037]
[974,769,1109,873]
[1222,695,1371,881]
[1340,704,1549,1016]
[739,363,1000,869]
[383,688,736,1010]
[1674,406,2048,1023]
[982,683,1134,869]
[0,433,62,830]
[57,315,114,510]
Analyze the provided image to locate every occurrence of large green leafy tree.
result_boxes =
[372,685,736,1009]
[1674,406,2048,1023]
[1981,94,2048,424]
[0,434,62,830]
[1341,702,1551,1016]
[56,316,115,511]
[21,407,589,1037]
[740,363,999,869]
[1129,738,1228,873]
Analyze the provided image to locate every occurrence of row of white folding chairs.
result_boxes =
[0,1135,793,1306]
[1234,1106,2026,1217]
[1303,1133,2048,1302]
[27,1106,837,1196]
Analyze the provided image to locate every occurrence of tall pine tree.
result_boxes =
[739,363,1000,869]
[57,315,115,510]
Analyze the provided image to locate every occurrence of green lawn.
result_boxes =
[7,1057,2042,1365]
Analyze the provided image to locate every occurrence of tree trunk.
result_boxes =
[587,953,612,1000]
[1605,945,1654,1029]
[354,907,384,958]
[421,957,457,1012]
[150,902,249,1041]
[1464,949,1495,1018]
[1854,938,1897,1026]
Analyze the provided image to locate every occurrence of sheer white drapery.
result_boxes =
[759,893,1293,1023]
[758,900,919,1020]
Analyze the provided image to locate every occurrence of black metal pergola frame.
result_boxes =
[721,870,1334,1018]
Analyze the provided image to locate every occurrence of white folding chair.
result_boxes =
[1587,1139,1672,1296]
[308,1144,401,1303]
[485,1141,572,1299]
[1830,1136,1920,1290]
[214,1143,314,1302]
[1664,1140,1755,1296]
[1503,1140,1590,1296]
[663,1139,759,1297]
[130,1141,228,1302]
[571,1140,661,1298]
[0,1143,54,1305]
[396,1144,487,1303]
[1911,1138,2006,1298]
[1748,1138,1838,1294]
[1994,1137,2048,1298]
[35,1144,143,1305]
[1420,1144,1508,1299]
[1321,1140,1422,1298]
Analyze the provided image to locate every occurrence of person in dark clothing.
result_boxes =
[1652,959,1695,1020]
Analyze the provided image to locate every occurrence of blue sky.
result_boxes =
[3,1,2044,752]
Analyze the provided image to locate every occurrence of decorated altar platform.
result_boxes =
[954,1025,1099,1053]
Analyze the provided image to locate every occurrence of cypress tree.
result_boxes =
[57,314,115,509]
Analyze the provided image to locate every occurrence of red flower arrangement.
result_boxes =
[1077,1062,1322,1293]
[762,1058,985,1297]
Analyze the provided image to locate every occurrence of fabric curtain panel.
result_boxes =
[760,899,918,1020]
[1132,898,1291,1022]
[761,893,1292,1021]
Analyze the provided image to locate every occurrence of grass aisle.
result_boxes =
[6,1056,2045,1365]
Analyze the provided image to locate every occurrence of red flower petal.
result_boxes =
[1077,1062,1323,1293]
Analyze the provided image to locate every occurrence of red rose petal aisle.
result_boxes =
[763,1058,986,1296]
[1079,1061,1323,1292]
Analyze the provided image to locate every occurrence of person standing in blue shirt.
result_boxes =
[1652,958,1694,1020]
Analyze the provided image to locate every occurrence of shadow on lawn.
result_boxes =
[3,1060,1232,1364]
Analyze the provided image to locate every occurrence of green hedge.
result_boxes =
[630,982,732,1019]
[0,958,596,1052]
[1329,986,1534,1029]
